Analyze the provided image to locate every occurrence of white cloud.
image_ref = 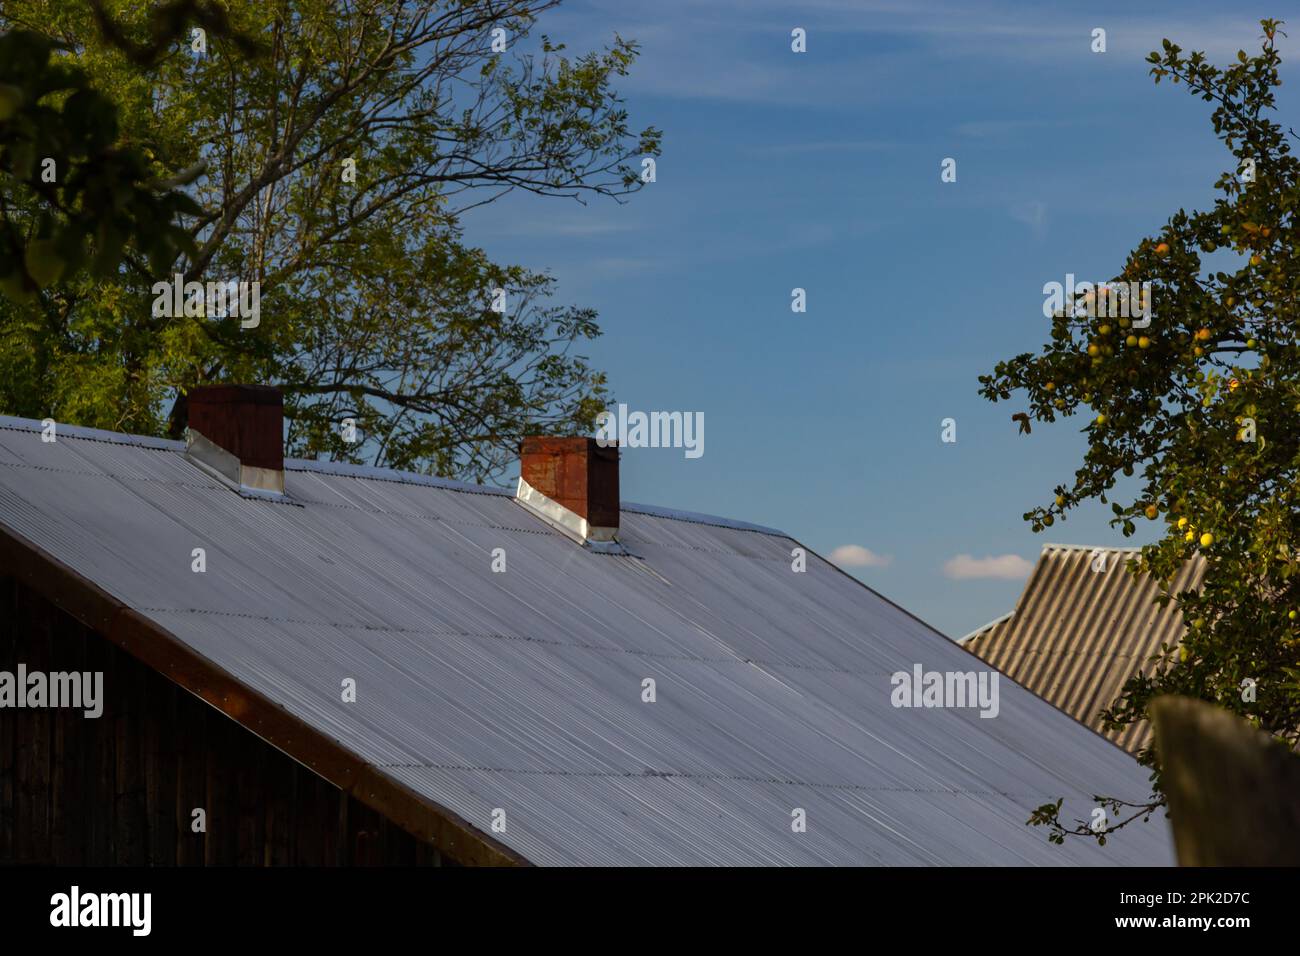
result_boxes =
[943,553,1033,580]
[828,544,892,568]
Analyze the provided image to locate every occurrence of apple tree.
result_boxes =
[980,19,1300,843]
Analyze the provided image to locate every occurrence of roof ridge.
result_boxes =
[286,456,513,497]
[0,415,184,451]
[619,501,786,537]
[0,414,788,537]
[1040,541,1146,555]
[957,610,1014,645]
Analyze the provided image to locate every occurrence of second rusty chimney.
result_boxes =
[184,384,285,495]
[515,437,619,546]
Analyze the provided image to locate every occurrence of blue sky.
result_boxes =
[467,1,1297,638]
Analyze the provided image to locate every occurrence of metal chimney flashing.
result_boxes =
[515,476,623,551]
[186,427,286,496]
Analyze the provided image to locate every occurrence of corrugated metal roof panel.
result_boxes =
[962,544,1204,753]
[0,418,1174,865]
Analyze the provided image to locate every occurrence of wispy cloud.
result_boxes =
[575,256,671,280]
[943,553,1033,580]
[749,140,899,157]
[952,118,1093,140]
[477,215,637,240]
[829,544,892,568]
[526,221,634,238]
[1009,200,1048,239]
[547,2,1294,107]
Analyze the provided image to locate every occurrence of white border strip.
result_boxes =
[514,476,618,544]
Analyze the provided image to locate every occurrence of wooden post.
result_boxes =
[1151,695,1300,866]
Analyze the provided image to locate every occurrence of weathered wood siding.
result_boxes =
[0,575,448,865]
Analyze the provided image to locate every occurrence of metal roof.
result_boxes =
[961,544,1204,754]
[958,611,1014,646]
[0,417,1174,865]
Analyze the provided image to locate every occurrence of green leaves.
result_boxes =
[985,19,1300,845]
[0,2,651,480]
[0,29,205,300]
[0,84,22,121]
[22,238,64,287]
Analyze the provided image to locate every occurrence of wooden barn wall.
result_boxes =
[0,575,449,866]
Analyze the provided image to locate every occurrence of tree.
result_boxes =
[981,19,1300,844]
[0,0,660,481]
[0,29,204,303]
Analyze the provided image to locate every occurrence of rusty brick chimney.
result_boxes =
[515,436,619,545]
[183,385,285,494]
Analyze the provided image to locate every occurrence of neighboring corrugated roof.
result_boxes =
[959,611,1014,646]
[961,544,1204,754]
[0,416,1174,865]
